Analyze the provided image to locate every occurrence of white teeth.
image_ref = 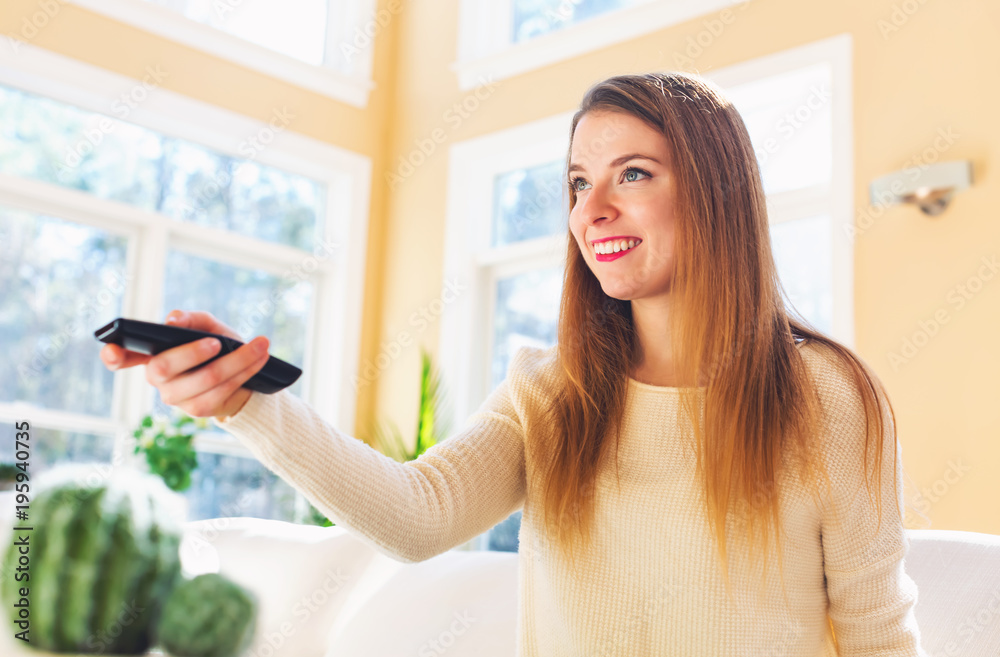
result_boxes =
[595,239,639,255]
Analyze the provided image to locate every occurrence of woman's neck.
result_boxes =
[628,296,706,387]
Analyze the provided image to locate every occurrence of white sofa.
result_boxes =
[1,514,999,656]
[178,518,519,657]
[180,522,1000,657]
[900,528,1000,656]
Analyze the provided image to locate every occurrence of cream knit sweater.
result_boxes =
[216,340,928,656]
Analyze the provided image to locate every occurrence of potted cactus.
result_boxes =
[0,463,17,491]
[158,574,256,657]
[0,464,257,656]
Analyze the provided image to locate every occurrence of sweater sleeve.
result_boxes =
[818,371,928,656]
[212,364,527,564]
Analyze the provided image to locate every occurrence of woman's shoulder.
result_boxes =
[507,343,562,391]
[794,339,892,438]
[797,339,861,390]
[473,344,561,427]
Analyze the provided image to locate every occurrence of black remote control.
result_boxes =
[94,318,302,394]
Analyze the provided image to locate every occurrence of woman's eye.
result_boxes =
[623,168,649,183]
[569,168,647,192]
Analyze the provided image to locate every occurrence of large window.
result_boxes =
[442,34,853,551]
[453,0,745,90]
[511,0,651,43]
[709,36,854,340]
[442,113,570,552]
[144,0,329,66]
[68,0,377,106]
[0,45,370,523]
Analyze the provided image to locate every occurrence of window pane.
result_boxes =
[486,261,563,553]
[160,142,326,249]
[484,265,563,552]
[0,86,162,208]
[184,450,299,522]
[492,160,567,247]
[512,0,651,43]
[0,424,114,474]
[0,85,325,251]
[492,266,562,388]
[145,0,328,66]
[0,208,128,416]
[161,250,313,404]
[724,63,832,195]
[769,215,833,335]
[487,509,522,552]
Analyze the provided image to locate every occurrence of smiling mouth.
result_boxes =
[592,238,641,255]
[594,240,641,262]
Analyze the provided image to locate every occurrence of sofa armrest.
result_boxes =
[182,518,381,657]
[183,518,520,657]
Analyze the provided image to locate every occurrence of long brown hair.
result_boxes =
[536,72,899,597]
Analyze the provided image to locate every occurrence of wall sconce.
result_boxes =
[869,160,973,216]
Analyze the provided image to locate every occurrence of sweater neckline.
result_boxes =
[626,376,707,393]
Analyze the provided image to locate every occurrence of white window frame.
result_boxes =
[452,0,745,91]
[440,31,854,475]
[68,0,377,107]
[0,43,371,502]
[441,115,571,552]
[440,112,572,436]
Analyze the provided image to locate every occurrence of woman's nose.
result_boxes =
[578,182,618,225]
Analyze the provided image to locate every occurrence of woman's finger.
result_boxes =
[165,309,242,341]
[157,337,269,406]
[100,343,151,370]
[175,349,271,418]
[145,337,223,387]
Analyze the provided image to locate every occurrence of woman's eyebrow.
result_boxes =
[567,153,662,174]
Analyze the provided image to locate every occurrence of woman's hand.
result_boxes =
[99,310,271,421]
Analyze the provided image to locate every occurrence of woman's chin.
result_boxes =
[598,282,639,302]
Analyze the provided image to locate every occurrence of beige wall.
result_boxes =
[3,0,997,534]
[382,0,1000,535]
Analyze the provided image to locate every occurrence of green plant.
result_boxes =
[158,573,257,657]
[133,413,205,492]
[0,463,18,483]
[372,347,452,463]
[306,502,336,527]
[0,465,184,654]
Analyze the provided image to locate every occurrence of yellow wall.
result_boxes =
[3,0,997,534]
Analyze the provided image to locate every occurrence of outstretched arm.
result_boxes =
[216,376,527,563]
[100,309,528,563]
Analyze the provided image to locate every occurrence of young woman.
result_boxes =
[101,72,927,655]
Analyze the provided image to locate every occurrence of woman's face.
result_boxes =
[568,110,678,303]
